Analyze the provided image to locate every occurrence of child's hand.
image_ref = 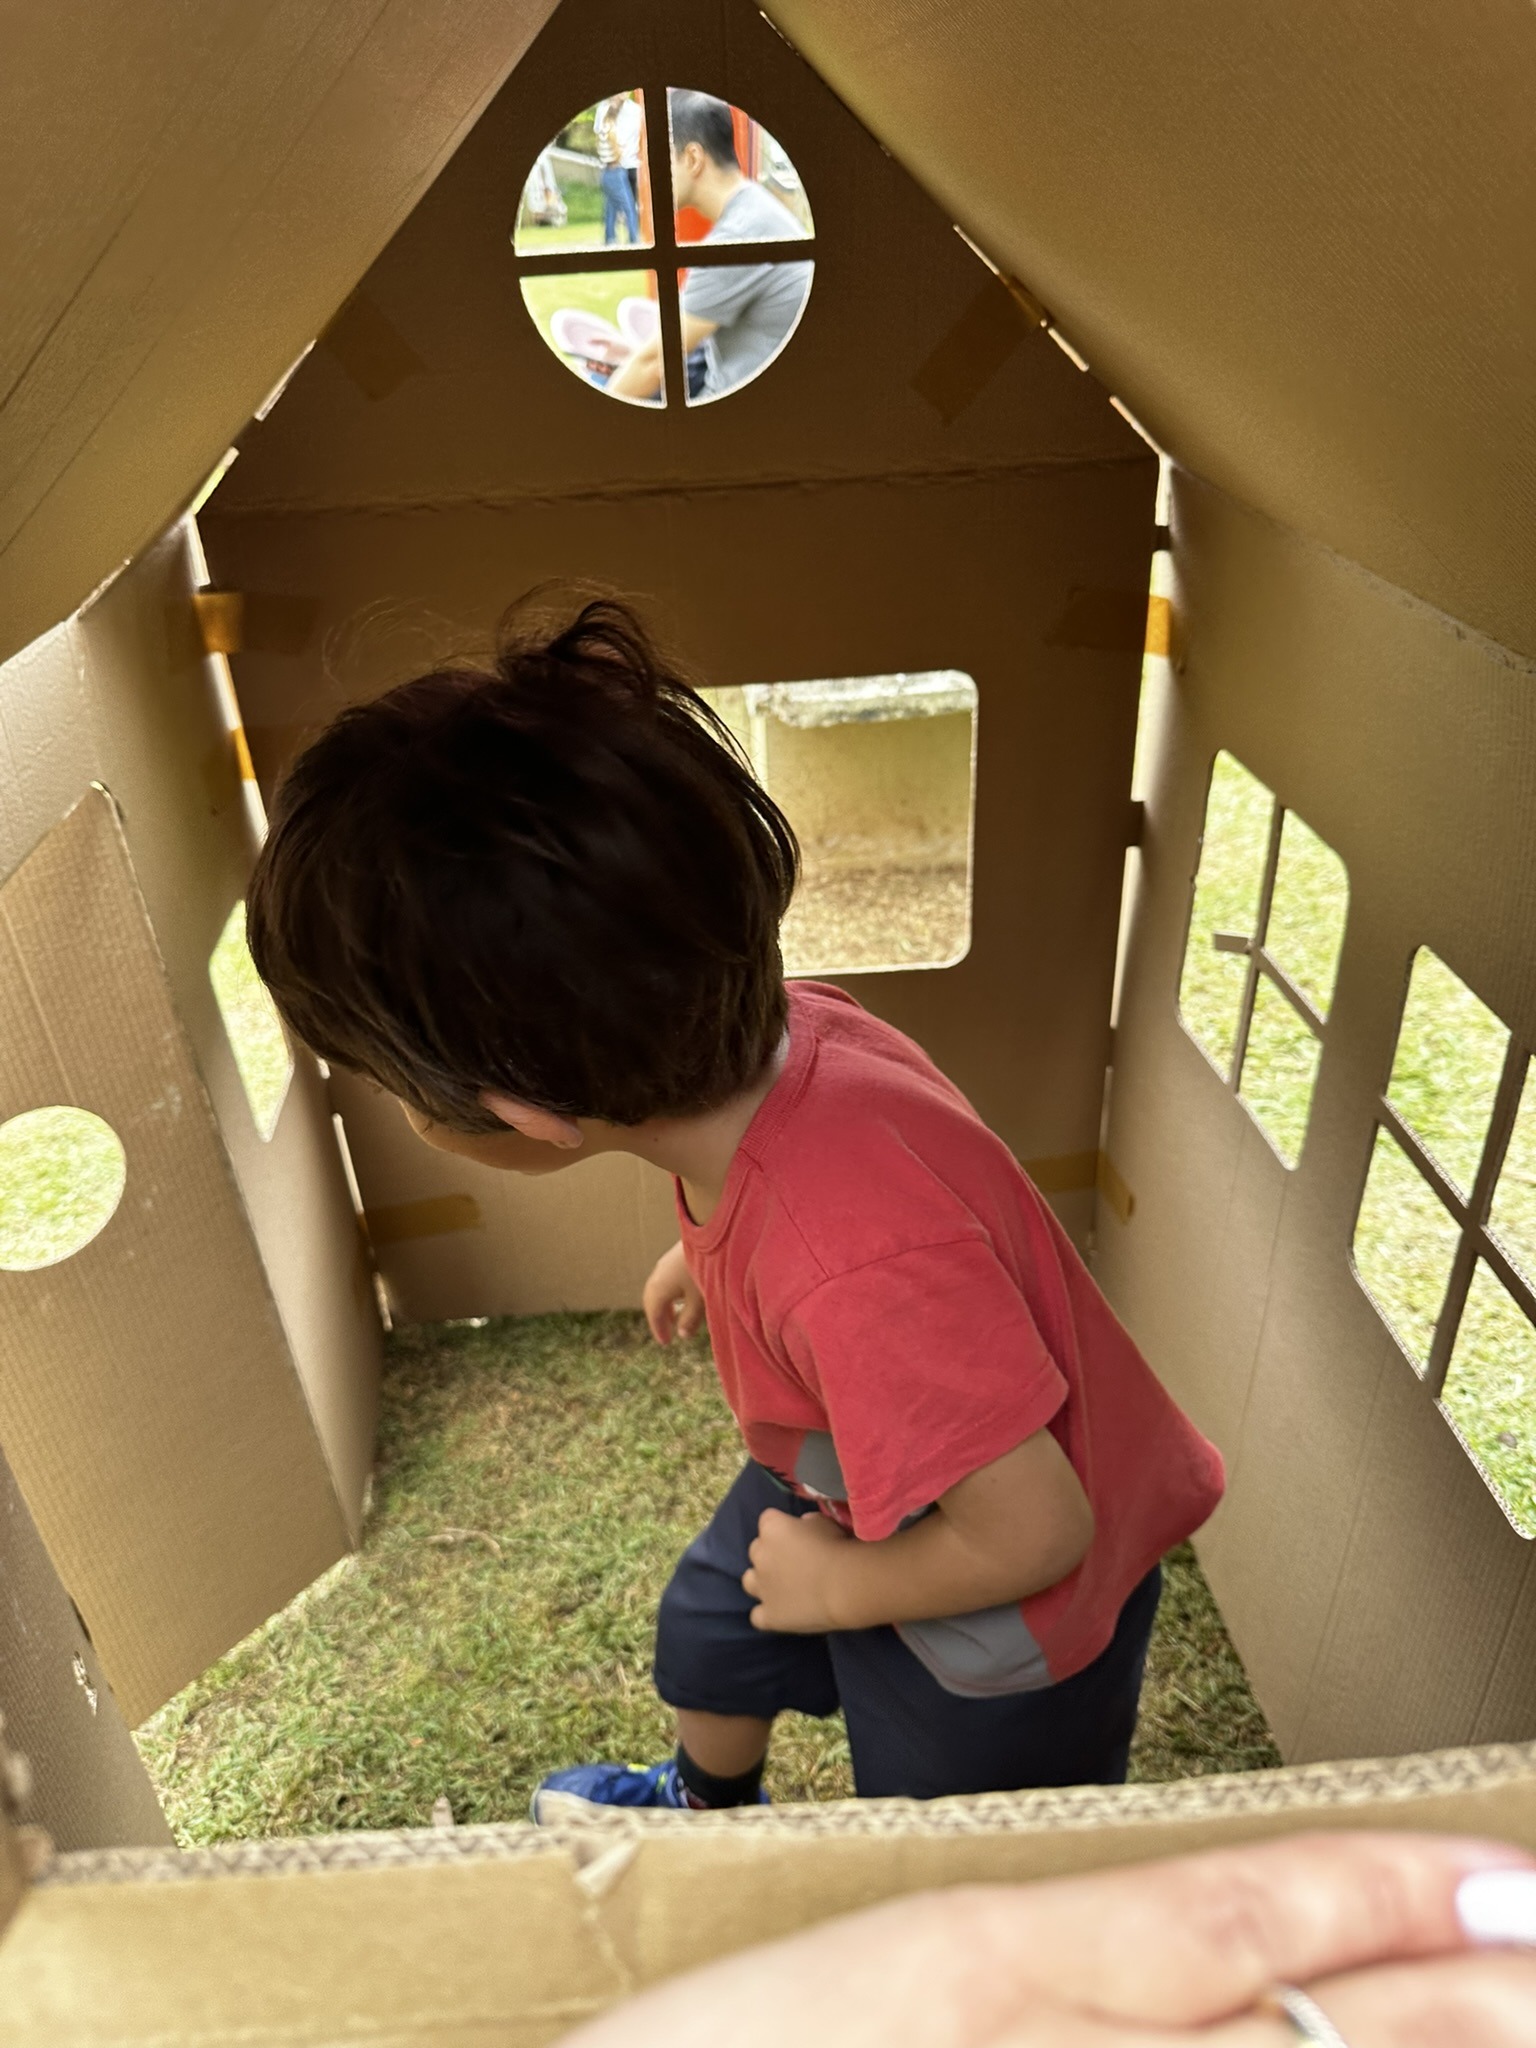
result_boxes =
[643,1240,704,1344]
[743,1508,851,1632]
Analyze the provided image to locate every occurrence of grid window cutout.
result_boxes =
[513,87,813,407]
[1351,948,1536,1536]
[704,673,977,976]
[0,1106,126,1271]
[1178,752,1349,1167]
[210,902,294,1141]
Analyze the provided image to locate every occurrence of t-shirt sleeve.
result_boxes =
[780,1239,1069,1541]
[680,262,775,328]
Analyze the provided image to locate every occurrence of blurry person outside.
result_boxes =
[597,93,644,246]
[609,90,812,403]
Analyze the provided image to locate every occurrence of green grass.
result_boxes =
[209,902,294,1140]
[518,270,656,399]
[1180,759,1536,1533]
[515,220,651,257]
[0,1106,126,1271]
[137,1311,1277,1843]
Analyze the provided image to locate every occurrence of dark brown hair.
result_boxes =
[247,592,798,1133]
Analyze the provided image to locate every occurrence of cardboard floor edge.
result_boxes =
[2,1743,1533,2042]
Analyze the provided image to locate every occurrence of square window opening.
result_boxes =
[1440,1259,1536,1536]
[1386,948,1509,1199]
[1177,751,1347,1169]
[705,673,977,977]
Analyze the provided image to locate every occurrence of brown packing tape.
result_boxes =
[363,1194,484,1246]
[998,272,1051,328]
[1096,1150,1136,1225]
[1023,1149,1099,1194]
[198,737,240,817]
[911,276,1035,423]
[189,590,242,656]
[322,291,429,402]
[191,591,320,658]
[1045,588,1152,653]
[197,729,256,815]
[1145,592,1172,658]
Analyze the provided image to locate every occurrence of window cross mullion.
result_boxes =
[1421,1040,1534,1393]
[1253,948,1325,1039]
[1226,798,1285,1091]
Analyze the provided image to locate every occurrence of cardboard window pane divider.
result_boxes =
[516,236,815,275]
[1370,1041,1536,1400]
[514,79,815,409]
[1187,770,1341,1169]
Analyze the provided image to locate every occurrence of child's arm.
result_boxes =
[741,1430,1094,1633]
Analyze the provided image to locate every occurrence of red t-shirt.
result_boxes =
[677,982,1224,1693]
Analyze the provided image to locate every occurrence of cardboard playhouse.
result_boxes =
[1,0,1534,2035]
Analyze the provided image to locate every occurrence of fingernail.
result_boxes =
[1457,1869,1536,1947]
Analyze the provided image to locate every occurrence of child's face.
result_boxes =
[398,1101,585,1177]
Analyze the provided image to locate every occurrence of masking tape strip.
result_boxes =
[1145,593,1172,659]
[1044,588,1151,654]
[323,291,429,402]
[192,592,319,658]
[191,591,243,656]
[364,1195,485,1247]
[1096,1152,1136,1225]
[232,728,256,784]
[1022,1149,1136,1223]
[912,278,1035,424]
[1023,1150,1100,1195]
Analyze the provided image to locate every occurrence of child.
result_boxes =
[247,592,1224,1815]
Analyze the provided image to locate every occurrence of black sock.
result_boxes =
[673,1742,765,1809]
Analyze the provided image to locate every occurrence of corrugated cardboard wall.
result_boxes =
[0,529,381,1723]
[202,0,1156,1316]
[1100,472,1536,1763]
[0,1444,170,1850]
[0,792,349,1726]
[762,0,1536,659]
[0,0,561,667]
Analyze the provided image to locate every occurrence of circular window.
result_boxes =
[0,1107,127,1272]
[513,87,814,408]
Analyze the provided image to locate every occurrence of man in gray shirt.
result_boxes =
[609,91,812,406]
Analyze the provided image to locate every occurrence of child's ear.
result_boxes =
[479,1090,585,1149]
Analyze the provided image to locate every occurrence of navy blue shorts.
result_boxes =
[653,1461,1162,1800]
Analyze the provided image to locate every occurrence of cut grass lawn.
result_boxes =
[138,1310,1280,1843]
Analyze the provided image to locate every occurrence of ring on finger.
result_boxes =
[1256,1983,1353,2047]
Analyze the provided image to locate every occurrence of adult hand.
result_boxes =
[559,1831,1536,2045]
[643,1240,704,1345]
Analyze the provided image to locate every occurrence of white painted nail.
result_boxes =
[1457,1869,1536,1947]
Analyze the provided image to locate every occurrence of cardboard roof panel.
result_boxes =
[0,0,561,666]
[764,0,1536,655]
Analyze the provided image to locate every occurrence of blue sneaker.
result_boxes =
[529,1758,769,1824]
